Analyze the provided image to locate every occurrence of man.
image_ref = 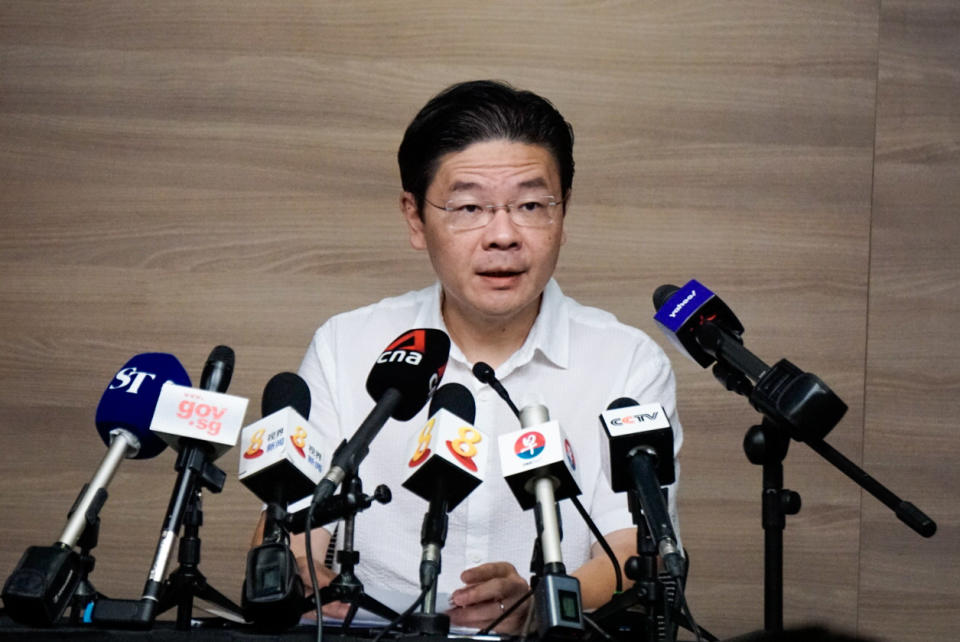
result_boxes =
[260,80,682,633]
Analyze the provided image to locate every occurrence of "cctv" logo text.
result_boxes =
[610,411,660,425]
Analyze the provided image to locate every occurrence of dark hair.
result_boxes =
[397,80,575,215]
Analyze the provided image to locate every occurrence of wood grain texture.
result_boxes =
[858,2,960,641]
[0,1,954,639]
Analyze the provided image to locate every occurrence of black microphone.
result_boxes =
[309,328,450,509]
[239,372,316,631]
[149,345,247,461]
[653,281,936,539]
[143,345,240,612]
[598,398,675,491]
[652,280,759,374]
[239,373,318,506]
[402,383,484,511]
[402,383,486,617]
[653,279,847,441]
[200,345,234,393]
[1,354,191,626]
[599,398,683,578]
[472,361,521,419]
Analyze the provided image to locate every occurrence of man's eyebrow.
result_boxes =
[447,177,550,193]
[449,181,481,192]
[517,177,549,190]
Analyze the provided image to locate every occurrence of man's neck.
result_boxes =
[441,295,542,370]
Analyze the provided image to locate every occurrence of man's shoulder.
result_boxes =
[310,284,439,353]
[325,285,435,325]
[562,293,645,337]
[559,291,669,361]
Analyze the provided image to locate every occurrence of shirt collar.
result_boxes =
[417,279,570,375]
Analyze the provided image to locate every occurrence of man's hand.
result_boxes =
[447,562,530,634]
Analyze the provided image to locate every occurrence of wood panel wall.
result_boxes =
[0,2,956,639]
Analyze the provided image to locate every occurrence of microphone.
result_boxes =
[498,406,581,516]
[402,383,485,511]
[652,280,754,373]
[1,353,191,626]
[309,328,450,509]
[472,361,520,419]
[598,398,675,491]
[148,346,248,462]
[599,398,683,578]
[92,346,249,628]
[239,372,321,630]
[143,346,247,595]
[653,279,847,441]
[200,345,233,393]
[498,404,583,637]
[653,281,936,539]
[402,383,486,618]
[239,372,322,506]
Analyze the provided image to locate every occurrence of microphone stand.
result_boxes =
[91,441,242,630]
[589,490,673,642]
[68,490,105,624]
[742,417,800,633]
[242,502,305,630]
[409,495,450,635]
[710,352,938,633]
[529,484,583,640]
[3,479,111,625]
[154,482,241,629]
[319,473,400,629]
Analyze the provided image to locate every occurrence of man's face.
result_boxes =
[401,139,567,330]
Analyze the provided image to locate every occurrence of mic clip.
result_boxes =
[292,481,391,534]
[748,359,847,442]
[174,440,227,494]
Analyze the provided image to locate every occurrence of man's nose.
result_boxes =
[482,206,522,247]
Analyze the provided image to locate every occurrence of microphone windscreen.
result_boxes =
[653,284,680,312]
[261,372,311,418]
[95,353,192,459]
[200,345,235,392]
[366,328,450,421]
[471,361,496,385]
[429,383,476,424]
[607,397,638,411]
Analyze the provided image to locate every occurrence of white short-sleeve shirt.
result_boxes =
[298,279,682,598]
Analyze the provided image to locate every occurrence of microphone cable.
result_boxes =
[472,361,625,593]
[569,495,623,593]
[303,507,324,642]
[475,586,534,635]
[370,584,429,642]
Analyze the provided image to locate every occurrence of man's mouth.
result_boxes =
[477,269,523,278]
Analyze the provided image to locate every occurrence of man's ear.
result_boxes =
[560,191,570,246]
[400,192,426,250]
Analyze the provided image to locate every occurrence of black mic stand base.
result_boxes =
[407,612,450,636]
[154,489,243,630]
[316,476,399,630]
[1,485,109,627]
[91,499,245,631]
[319,549,400,630]
[156,565,243,630]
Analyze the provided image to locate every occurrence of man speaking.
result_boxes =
[255,80,683,633]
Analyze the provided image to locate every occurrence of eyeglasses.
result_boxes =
[423,194,563,230]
